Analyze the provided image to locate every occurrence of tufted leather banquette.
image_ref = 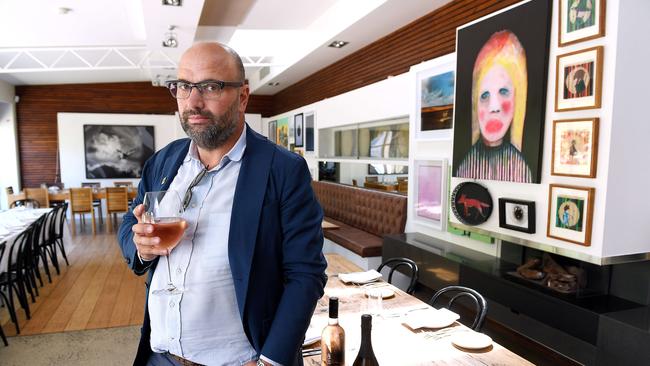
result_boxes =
[312,181,407,257]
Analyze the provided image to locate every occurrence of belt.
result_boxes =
[167,352,205,366]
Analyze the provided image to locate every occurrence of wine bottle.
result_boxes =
[352,314,379,366]
[321,297,345,366]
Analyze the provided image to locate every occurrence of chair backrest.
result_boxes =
[396,176,407,182]
[81,182,101,188]
[398,180,408,193]
[428,285,488,331]
[69,188,93,213]
[53,202,68,239]
[113,181,133,188]
[377,257,419,294]
[41,208,57,245]
[106,187,129,213]
[365,176,378,182]
[0,241,5,272]
[24,188,49,208]
[9,198,41,209]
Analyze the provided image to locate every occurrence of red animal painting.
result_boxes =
[457,194,491,219]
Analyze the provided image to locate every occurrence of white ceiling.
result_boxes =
[0,0,450,95]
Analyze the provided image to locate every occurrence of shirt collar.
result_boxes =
[185,124,247,169]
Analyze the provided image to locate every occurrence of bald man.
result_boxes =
[118,43,327,366]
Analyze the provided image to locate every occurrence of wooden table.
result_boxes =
[305,254,533,365]
[8,188,137,207]
[363,182,399,192]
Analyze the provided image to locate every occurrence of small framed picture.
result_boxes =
[305,112,315,152]
[499,198,535,234]
[547,184,595,246]
[268,120,277,144]
[412,53,455,141]
[559,0,606,47]
[294,113,304,147]
[413,159,448,231]
[555,46,603,112]
[552,118,599,178]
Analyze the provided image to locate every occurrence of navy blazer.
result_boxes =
[117,126,327,366]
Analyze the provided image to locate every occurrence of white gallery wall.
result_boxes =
[0,80,19,210]
[264,0,649,261]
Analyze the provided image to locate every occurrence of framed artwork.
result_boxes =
[294,113,304,147]
[559,0,606,47]
[277,117,289,148]
[452,0,552,183]
[451,181,493,226]
[268,120,277,144]
[413,159,448,230]
[551,118,599,178]
[547,184,595,246]
[83,125,154,179]
[305,112,315,152]
[413,53,455,140]
[498,198,536,233]
[555,46,603,112]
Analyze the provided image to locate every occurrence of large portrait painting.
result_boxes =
[84,125,154,179]
[452,0,552,184]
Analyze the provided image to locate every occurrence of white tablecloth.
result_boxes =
[0,207,52,270]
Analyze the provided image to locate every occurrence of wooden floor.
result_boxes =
[1,218,146,337]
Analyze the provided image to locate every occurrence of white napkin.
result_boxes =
[303,317,327,346]
[338,270,382,284]
[403,307,459,330]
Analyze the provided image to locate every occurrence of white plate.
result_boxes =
[365,287,395,299]
[338,270,382,284]
[403,308,459,330]
[450,331,493,350]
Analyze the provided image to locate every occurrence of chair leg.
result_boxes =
[0,321,7,346]
[91,210,96,235]
[40,248,53,283]
[71,213,77,234]
[56,238,70,266]
[107,210,112,232]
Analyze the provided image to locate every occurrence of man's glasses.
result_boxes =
[165,79,244,100]
[182,167,208,210]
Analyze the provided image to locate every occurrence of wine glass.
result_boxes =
[142,190,186,295]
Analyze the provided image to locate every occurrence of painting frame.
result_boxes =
[551,118,599,178]
[412,53,456,141]
[498,198,536,234]
[277,117,289,148]
[559,0,606,47]
[547,184,595,246]
[413,159,448,231]
[305,111,315,152]
[294,113,304,147]
[451,0,552,184]
[555,46,604,112]
[268,120,277,144]
[83,124,155,179]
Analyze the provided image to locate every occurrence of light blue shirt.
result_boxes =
[148,125,260,365]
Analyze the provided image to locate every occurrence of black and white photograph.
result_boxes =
[499,198,536,233]
[83,125,155,179]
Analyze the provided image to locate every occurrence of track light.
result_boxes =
[162,25,178,48]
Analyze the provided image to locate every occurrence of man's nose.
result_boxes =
[185,86,204,109]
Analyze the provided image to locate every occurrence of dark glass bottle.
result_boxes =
[352,314,379,366]
[321,297,345,365]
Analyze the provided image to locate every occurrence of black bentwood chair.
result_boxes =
[429,285,488,331]
[0,242,9,345]
[377,257,419,295]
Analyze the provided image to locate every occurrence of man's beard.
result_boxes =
[181,100,239,150]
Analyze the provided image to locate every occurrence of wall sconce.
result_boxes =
[162,25,178,48]
[162,0,182,6]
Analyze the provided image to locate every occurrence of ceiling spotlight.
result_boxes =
[162,0,182,6]
[267,82,280,87]
[328,40,349,49]
[162,25,178,48]
[58,7,73,14]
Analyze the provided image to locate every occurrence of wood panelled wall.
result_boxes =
[15,82,273,188]
[270,0,519,116]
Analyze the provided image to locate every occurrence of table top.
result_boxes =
[304,254,533,365]
[0,208,53,269]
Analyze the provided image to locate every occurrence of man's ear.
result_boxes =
[239,84,250,113]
